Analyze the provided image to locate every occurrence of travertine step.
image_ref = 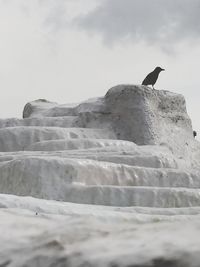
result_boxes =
[51,150,177,169]
[0,127,115,151]
[0,156,200,204]
[51,185,200,207]
[0,147,178,169]
[25,138,177,168]
[2,179,199,207]
[2,193,200,216]
[0,116,78,128]
[26,138,137,151]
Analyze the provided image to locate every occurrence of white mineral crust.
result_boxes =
[1,85,200,266]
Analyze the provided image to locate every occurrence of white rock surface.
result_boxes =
[0,127,115,151]
[1,85,200,266]
[22,85,195,154]
[1,194,200,266]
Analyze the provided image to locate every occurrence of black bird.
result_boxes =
[193,130,197,138]
[142,67,165,89]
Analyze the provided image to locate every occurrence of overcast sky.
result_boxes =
[0,0,200,134]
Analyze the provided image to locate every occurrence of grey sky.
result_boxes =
[0,0,199,135]
[75,0,200,48]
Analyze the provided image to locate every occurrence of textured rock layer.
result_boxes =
[0,85,200,266]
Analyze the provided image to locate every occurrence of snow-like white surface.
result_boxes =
[0,152,200,206]
[0,126,115,151]
[1,85,200,266]
[1,194,200,266]
[0,116,78,128]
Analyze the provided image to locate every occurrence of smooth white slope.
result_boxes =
[0,194,200,267]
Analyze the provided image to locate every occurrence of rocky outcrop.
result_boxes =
[105,85,193,152]
[22,85,194,157]
[0,84,199,205]
[0,85,200,266]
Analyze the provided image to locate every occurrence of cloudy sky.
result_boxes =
[0,0,200,133]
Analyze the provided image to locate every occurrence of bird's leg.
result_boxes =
[152,85,155,90]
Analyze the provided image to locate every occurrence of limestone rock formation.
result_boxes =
[0,85,200,266]
[22,85,195,157]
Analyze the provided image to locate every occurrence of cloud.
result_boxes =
[0,0,97,33]
[74,0,200,47]
[41,0,99,33]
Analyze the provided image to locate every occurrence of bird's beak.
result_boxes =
[161,68,165,71]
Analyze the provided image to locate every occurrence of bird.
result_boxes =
[193,130,197,138]
[142,67,165,89]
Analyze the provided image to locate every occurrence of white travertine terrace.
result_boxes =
[1,85,200,266]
